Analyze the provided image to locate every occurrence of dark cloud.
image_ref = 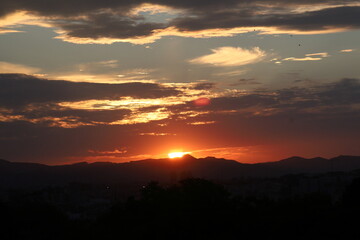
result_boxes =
[0,0,137,17]
[1,0,359,41]
[55,12,166,39]
[270,6,360,31]
[1,75,358,129]
[16,105,131,124]
[167,78,360,116]
[0,74,180,108]
[318,78,360,105]
[171,6,360,32]
[0,0,356,17]
[190,82,216,90]
[229,79,261,86]
[207,95,278,111]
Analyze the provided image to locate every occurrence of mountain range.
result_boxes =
[1,155,360,188]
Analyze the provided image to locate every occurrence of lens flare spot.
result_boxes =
[193,97,211,106]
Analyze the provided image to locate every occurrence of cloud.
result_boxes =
[0,74,217,127]
[0,11,36,33]
[0,107,132,128]
[1,1,360,44]
[54,12,166,39]
[0,61,40,74]
[305,52,329,57]
[190,82,216,90]
[1,0,358,19]
[0,28,21,34]
[277,52,330,63]
[229,79,262,86]
[26,108,131,124]
[1,77,359,163]
[189,47,266,67]
[0,73,180,127]
[77,60,120,71]
[187,121,216,125]
[2,75,358,129]
[171,5,360,32]
[49,67,157,84]
[166,78,360,118]
[215,70,247,77]
[282,57,323,61]
[317,78,360,105]
[340,49,355,53]
[0,74,180,108]
[88,148,127,155]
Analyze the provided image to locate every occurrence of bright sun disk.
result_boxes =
[168,152,190,159]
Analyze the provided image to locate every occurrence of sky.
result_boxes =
[0,0,359,164]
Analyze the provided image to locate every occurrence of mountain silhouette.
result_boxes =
[1,155,360,188]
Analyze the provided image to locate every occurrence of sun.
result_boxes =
[168,152,189,159]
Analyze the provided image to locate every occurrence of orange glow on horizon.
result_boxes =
[168,152,190,159]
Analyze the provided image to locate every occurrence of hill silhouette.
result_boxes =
[1,155,360,188]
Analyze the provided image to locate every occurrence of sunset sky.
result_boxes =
[0,0,359,164]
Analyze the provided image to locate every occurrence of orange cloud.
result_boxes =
[187,121,216,125]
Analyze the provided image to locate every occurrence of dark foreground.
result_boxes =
[2,177,360,240]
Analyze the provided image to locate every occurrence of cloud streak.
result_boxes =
[276,52,330,63]
[0,62,40,74]
[340,49,355,53]
[189,47,266,67]
[282,57,323,61]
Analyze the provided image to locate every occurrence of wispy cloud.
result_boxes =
[0,61,40,74]
[276,52,330,63]
[282,57,323,61]
[189,47,266,67]
[187,121,216,125]
[340,49,355,53]
[305,52,329,57]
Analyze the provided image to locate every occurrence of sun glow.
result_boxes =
[168,152,190,159]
